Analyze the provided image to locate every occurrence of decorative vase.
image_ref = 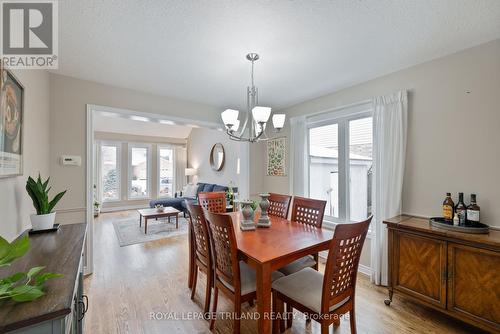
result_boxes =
[30,212,56,230]
[257,193,271,228]
[240,201,256,231]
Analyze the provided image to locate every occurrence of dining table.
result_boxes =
[188,210,334,334]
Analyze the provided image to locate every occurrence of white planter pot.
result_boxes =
[30,212,56,230]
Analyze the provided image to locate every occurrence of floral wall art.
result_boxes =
[267,137,286,176]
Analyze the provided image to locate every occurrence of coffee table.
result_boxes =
[138,207,180,234]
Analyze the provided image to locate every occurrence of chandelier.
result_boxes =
[221,53,286,142]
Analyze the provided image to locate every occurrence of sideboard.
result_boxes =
[384,215,500,333]
[0,223,87,334]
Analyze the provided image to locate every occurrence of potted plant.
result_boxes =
[0,235,62,302]
[26,175,67,230]
[93,201,101,217]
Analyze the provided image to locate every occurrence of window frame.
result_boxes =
[100,141,121,203]
[157,145,175,199]
[128,143,152,200]
[307,105,373,228]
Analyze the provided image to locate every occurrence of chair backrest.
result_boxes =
[198,192,226,213]
[268,193,292,219]
[204,211,241,293]
[186,202,211,267]
[321,217,372,314]
[291,196,327,228]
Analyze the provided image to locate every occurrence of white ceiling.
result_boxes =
[55,0,500,110]
[94,114,193,138]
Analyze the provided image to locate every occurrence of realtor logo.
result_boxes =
[0,0,58,69]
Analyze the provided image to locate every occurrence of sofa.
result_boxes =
[149,182,237,216]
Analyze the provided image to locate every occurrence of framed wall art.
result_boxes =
[267,137,286,176]
[0,66,24,178]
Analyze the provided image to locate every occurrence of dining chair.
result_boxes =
[188,192,227,293]
[204,211,284,334]
[186,202,213,315]
[268,193,292,219]
[278,196,327,275]
[272,217,372,334]
[198,191,227,213]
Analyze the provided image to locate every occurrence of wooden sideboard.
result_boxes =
[0,223,87,334]
[384,215,500,333]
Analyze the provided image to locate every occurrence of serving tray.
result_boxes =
[429,217,489,234]
[28,224,60,235]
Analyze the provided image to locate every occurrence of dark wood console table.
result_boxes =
[0,223,87,334]
[385,215,499,333]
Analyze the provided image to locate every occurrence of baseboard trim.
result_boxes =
[358,264,372,277]
[101,204,150,213]
[56,207,86,213]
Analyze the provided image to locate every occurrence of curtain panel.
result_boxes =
[174,146,187,192]
[371,90,408,286]
[289,115,308,196]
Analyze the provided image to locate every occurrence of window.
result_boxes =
[158,146,174,197]
[129,145,151,198]
[349,117,373,221]
[101,143,120,202]
[309,123,339,218]
[308,108,372,224]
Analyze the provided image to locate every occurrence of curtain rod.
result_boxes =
[290,98,373,120]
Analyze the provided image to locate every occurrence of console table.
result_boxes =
[384,215,500,333]
[0,223,87,334]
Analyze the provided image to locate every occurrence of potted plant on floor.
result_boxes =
[26,175,67,230]
[94,201,101,217]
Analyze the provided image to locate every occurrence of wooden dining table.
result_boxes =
[189,210,334,334]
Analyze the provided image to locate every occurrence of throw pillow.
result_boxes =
[202,184,215,192]
[213,185,227,192]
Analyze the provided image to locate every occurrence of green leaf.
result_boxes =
[0,283,13,295]
[0,271,26,284]
[42,177,50,191]
[34,272,63,285]
[26,177,43,215]
[0,235,30,267]
[10,285,45,302]
[27,266,45,280]
[0,236,10,260]
[48,190,66,213]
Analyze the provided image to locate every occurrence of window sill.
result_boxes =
[127,197,152,201]
[102,199,121,203]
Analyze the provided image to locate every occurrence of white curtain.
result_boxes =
[289,115,308,196]
[174,146,187,193]
[371,90,408,285]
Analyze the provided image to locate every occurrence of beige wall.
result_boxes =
[187,127,249,198]
[252,39,500,269]
[95,132,187,210]
[259,38,500,226]
[0,70,50,241]
[49,74,220,223]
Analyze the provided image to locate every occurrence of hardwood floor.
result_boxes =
[84,211,484,334]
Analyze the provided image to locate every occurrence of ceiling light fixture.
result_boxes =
[221,53,285,142]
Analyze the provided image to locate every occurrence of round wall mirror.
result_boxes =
[210,143,225,171]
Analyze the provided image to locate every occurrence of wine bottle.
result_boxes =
[455,192,467,226]
[466,194,480,224]
[442,192,454,221]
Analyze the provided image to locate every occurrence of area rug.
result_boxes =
[112,216,189,247]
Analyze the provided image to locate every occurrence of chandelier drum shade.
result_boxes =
[221,53,286,143]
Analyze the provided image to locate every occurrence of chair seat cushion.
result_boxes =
[272,267,350,313]
[221,262,285,296]
[278,255,316,275]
